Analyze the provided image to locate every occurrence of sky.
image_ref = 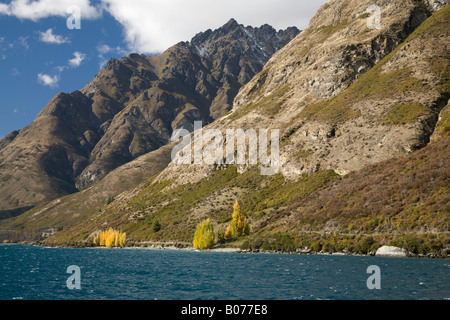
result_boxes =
[0,0,328,139]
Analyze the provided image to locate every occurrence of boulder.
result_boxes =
[375,246,408,258]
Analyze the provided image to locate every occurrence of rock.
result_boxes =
[375,246,408,257]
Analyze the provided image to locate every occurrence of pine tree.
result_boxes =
[193,219,215,250]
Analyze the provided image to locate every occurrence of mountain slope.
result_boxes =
[28,1,449,253]
[243,136,449,256]
[77,22,298,189]
[0,20,299,215]
[0,142,174,242]
[157,0,449,186]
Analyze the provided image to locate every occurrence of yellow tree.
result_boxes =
[193,219,215,250]
[225,200,250,239]
[93,228,126,247]
[119,232,127,247]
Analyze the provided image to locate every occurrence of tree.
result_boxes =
[93,228,126,247]
[225,200,250,239]
[153,220,161,233]
[193,219,215,250]
[217,225,226,243]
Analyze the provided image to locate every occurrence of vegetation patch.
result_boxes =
[384,103,430,125]
[229,84,291,120]
[434,103,450,137]
[318,19,351,40]
[241,231,448,257]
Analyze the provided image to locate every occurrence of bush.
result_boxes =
[310,241,322,252]
[355,236,375,254]
[106,196,115,205]
[153,220,161,233]
[217,226,226,244]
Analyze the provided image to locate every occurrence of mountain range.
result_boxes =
[0,20,299,218]
[0,0,448,256]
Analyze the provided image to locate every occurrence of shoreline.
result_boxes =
[3,242,447,259]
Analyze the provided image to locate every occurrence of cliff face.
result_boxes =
[0,20,299,215]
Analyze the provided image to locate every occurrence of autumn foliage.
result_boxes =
[225,200,250,239]
[93,228,126,247]
[193,219,215,250]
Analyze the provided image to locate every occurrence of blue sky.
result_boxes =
[0,0,327,139]
[0,7,127,138]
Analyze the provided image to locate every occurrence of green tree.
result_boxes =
[217,225,226,243]
[193,219,215,250]
[153,220,161,233]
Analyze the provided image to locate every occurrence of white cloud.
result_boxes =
[13,108,19,114]
[11,68,20,76]
[69,51,86,67]
[9,36,29,50]
[37,73,60,88]
[1,0,327,54]
[0,0,101,21]
[102,0,328,54]
[96,44,128,69]
[39,28,69,44]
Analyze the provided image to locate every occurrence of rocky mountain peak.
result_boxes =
[223,18,239,30]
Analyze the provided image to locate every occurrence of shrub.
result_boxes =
[217,226,226,244]
[310,241,322,252]
[106,196,115,205]
[153,220,161,233]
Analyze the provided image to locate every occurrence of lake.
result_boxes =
[0,244,449,300]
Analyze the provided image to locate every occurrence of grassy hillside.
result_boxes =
[243,137,449,256]
[44,167,340,246]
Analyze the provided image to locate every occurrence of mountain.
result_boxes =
[158,0,449,185]
[0,20,300,217]
[1,0,448,256]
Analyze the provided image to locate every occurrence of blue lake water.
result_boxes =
[0,244,449,300]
